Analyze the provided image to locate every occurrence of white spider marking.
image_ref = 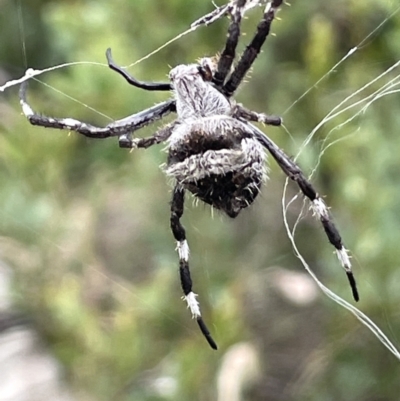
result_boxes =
[60,118,82,128]
[177,240,190,261]
[336,248,352,270]
[20,99,34,117]
[311,198,330,219]
[183,292,201,318]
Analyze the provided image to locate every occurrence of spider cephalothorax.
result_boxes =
[170,61,231,118]
[19,0,359,350]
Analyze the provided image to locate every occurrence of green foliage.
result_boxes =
[1,0,400,400]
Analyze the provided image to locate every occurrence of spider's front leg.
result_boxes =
[170,186,218,350]
[20,80,176,140]
[224,0,283,97]
[106,48,172,91]
[213,0,247,87]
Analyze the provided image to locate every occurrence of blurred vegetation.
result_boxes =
[1,0,400,400]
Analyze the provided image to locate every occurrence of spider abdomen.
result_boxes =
[166,117,267,217]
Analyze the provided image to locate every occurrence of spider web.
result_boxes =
[2,0,400,363]
[275,1,400,361]
[280,3,400,361]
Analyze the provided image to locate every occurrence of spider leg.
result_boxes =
[191,0,261,29]
[119,121,176,149]
[233,103,282,126]
[213,0,247,88]
[191,3,231,28]
[250,124,360,302]
[107,101,176,147]
[106,48,172,91]
[223,0,283,97]
[170,186,218,350]
[20,81,176,143]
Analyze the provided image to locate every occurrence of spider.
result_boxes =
[19,0,358,350]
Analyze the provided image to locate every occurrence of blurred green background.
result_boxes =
[1,0,400,400]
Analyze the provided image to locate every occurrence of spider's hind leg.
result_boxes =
[233,103,282,126]
[118,121,176,149]
[170,186,218,350]
[251,124,360,302]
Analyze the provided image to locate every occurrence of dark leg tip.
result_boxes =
[265,115,282,126]
[346,272,360,302]
[118,134,133,148]
[197,318,218,350]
